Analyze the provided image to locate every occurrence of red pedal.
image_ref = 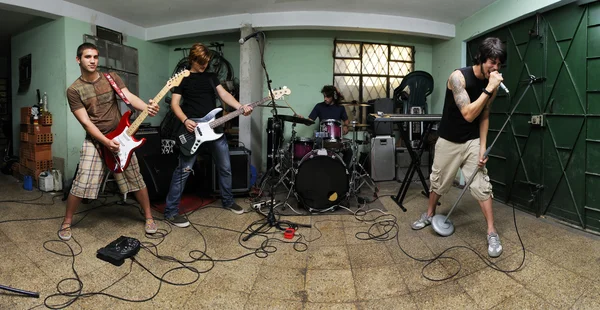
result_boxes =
[284,228,295,239]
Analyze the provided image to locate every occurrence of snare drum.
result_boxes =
[295,148,349,212]
[292,137,314,160]
[320,119,344,148]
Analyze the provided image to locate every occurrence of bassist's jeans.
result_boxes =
[164,136,234,218]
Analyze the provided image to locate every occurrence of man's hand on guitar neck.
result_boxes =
[147,99,159,117]
[184,119,197,133]
[239,105,253,116]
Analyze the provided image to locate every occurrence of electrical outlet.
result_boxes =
[528,115,544,127]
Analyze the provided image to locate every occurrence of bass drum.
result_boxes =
[295,149,349,212]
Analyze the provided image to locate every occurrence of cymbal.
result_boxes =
[342,102,370,107]
[274,114,315,125]
[343,138,370,145]
[258,104,290,108]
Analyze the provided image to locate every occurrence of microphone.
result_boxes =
[239,31,261,44]
[499,82,509,94]
[497,73,509,93]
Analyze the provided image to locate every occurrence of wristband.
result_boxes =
[183,118,189,124]
[482,88,492,96]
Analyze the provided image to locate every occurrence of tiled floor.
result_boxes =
[1,173,599,309]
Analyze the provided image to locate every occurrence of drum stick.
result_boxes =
[282,98,299,116]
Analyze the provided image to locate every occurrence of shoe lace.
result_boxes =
[488,234,500,248]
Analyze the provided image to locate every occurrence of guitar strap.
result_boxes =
[103,73,131,105]
[209,77,224,134]
[92,72,129,158]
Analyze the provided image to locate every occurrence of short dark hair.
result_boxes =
[77,43,98,58]
[473,37,506,65]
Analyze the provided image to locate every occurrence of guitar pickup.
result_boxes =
[179,135,187,144]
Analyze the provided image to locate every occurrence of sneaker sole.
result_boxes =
[488,250,502,258]
[170,221,190,228]
[225,207,244,215]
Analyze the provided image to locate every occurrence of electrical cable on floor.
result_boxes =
[347,194,526,281]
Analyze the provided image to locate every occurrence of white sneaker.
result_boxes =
[487,232,503,258]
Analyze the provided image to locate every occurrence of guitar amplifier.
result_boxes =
[134,126,161,157]
[212,147,251,194]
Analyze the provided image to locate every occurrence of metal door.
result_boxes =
[466,2,600,232]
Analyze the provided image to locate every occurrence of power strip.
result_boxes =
[252,201,269,209]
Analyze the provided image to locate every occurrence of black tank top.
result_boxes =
[438,66,488,143]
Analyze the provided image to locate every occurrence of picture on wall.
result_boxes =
[18,54,31,93]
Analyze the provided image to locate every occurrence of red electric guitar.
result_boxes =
[103,70,190,173]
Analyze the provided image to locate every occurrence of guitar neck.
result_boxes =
[210,97,272,129]
[126,83,172,135]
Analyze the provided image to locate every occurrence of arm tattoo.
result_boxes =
[449,72,470,111]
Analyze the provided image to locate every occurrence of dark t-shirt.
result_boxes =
[438,66,488,143]
[67,72,125,134]
[308,102,348,123]
[172,71,221,118]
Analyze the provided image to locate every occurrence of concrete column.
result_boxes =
[238,24,264,171]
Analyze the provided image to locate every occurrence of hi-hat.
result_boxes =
[274,114,314,125]
[342,102,370,107]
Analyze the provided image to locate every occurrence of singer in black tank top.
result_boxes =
[438,67,488,143]
[410,37,507,259]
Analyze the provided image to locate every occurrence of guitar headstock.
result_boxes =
[167,69,191,88]
[269,86,292,100]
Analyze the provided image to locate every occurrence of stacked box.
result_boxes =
[19,109,53,181]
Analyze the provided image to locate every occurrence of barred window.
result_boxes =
[333,40,414,103]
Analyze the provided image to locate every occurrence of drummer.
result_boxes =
[298,85,353,166]
[306,85,350,134]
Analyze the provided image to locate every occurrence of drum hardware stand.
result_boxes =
[244,33,309,241]
[348,144,377,198]
[347,121,378,199]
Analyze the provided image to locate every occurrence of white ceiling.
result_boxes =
[63,0,497,28]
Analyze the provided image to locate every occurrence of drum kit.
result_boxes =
[261,113,377,213]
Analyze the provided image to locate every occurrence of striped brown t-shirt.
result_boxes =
[67,72,126,134]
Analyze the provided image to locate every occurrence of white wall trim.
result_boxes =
[145,14,252,41]
[146,11,455,42]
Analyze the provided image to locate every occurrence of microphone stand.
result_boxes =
[0,284,39,298]
[243,33,309,242]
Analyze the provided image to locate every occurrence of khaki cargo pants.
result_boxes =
[430,137,493,201]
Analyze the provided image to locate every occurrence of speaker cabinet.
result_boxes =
[134,126,161,157]
[137,153,178,202]
[370,136,396,181]
[212,147,251,194]
[372,98,395,136]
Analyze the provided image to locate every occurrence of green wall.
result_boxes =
[431,0,567,112]
[61,18,169,178]
[256,30,433,169]
[125,35,170,121]
[11,18,68,172]
[166,32,241,82]
[12,17,169,178]
[262,30,433,140]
